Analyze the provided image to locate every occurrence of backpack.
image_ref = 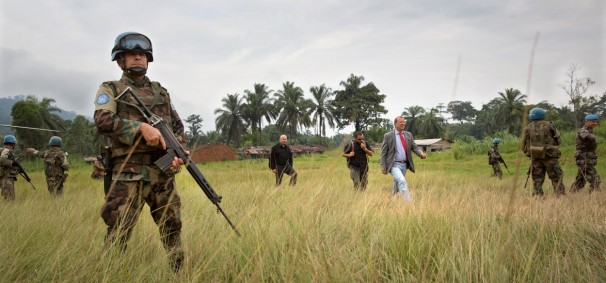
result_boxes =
[344,141,354,166]
[527,121,559,159]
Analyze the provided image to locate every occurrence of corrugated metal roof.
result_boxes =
[414,138,443,146]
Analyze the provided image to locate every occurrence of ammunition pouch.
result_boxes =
[529,146,545,159]
[544,145,560,159]
[112,152,164,165]
[530,145,560,159]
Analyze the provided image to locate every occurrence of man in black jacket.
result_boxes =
[343,131,373,191]
[269,134,297,186]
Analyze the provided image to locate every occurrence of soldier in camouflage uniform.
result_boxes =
[26,136,69,197]
[570,114,601,192]
[94,32,186,272]
[0,135,18,201]
[488,138,503,179]
[522,107,566,196]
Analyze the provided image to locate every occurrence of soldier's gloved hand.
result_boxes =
[140,123,167,149]
[26,148,35,154]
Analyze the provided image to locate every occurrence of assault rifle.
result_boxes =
[498,157,510,173]
[7,152,36,190]
[103,142,113,195]
[116,87,240,236]
[524,165,531,188]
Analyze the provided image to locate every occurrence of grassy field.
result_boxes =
[1,139,605,282]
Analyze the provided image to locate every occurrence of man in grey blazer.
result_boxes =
[380,116,427,201]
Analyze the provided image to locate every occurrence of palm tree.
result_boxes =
[214,93,247,147]
[418,108,445,138]
[309,84,336,137]
[496,88,527,135]
[274,81,313,138]
[243,83,276,144]
[11,96,66,149]
[37,97,66,131]
[401,105,426,135]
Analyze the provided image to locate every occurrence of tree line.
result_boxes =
[207,64,604,147]
[3,64,604,157]
[5,96,101,158]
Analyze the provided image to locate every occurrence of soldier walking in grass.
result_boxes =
[570,114,601,193]
[343,131,373,191]
[487,138,503,179]
[0,135,18,201]
[521,107,565,197]
[93,32,187,272]
[26,136,69,197]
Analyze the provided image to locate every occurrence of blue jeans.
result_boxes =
[390,161,411,201]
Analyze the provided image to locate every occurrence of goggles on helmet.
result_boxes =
[112,32,153,62]
[117,33,152,51]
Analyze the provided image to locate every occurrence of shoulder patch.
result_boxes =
[96,93,110,105]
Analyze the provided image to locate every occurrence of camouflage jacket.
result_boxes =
[575,126,597,154]
[32,147,68,177]
[93,73,185,182]
[487,145,501,164]
[0,146,18,178]
[522,120,561,159]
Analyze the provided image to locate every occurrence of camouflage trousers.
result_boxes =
[1,177,15,201]
[100,179,183,271]
[531,158,565,196]
[490,162,502,179]
[46,175,65,197]
[570,158,601,192]
[349,164,369,191]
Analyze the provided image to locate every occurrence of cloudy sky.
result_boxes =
[1,0,604,135]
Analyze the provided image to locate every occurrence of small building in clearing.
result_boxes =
[414,138,453,152]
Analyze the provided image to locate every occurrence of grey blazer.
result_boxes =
[380,130,424,173]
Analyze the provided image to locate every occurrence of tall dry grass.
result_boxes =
[1,144,605,282]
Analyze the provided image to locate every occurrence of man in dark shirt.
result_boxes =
[269,134,297,186]
[343,131,373,190]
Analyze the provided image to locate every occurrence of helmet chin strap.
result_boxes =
[118,57,147,76]
[126,67,147,76]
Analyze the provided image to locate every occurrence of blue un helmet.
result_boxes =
[492,138,501,145]
[49,136,62,147]
[111,32,153,62]
[585,114,599,121]
[3,135,17,145]
[529,107,545,121]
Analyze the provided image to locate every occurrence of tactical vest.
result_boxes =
[526,120,559,159]
[487,146,499,164]
[43,148,66,177]
[104,80,174,159]
[0,147,18,178]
